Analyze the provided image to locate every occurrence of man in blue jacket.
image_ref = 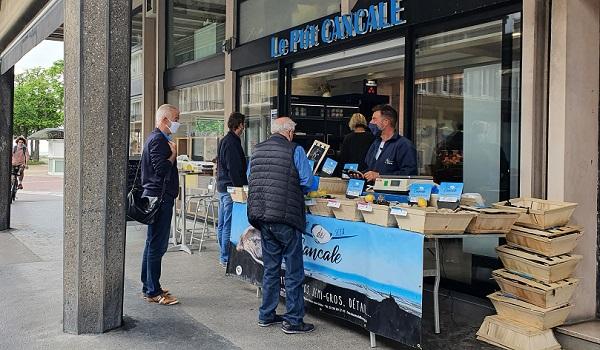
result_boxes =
[140,104,180,305]
[216,112,247,267]
[363,105,418,181]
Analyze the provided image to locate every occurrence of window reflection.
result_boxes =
[240,71,278,156]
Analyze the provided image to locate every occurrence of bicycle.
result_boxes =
[10,165,22,202]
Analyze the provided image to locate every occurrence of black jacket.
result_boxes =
[141,128,179,198]
[247,134,305,231]
[217,131,248,193]
[338,131,375,171]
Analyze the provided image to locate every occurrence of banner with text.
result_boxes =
[227,203,423,348]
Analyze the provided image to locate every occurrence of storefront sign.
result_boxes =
[227,203,424,348]
[270,0,407,58]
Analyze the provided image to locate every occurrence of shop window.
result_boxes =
[238,0,340,44]
[167,0,226,68]
[167,80,225,161]
[414,14,522,297]
[414,15,521,204]
[129,97,143,156]
[129,10,143,157]
[240,71,278,157]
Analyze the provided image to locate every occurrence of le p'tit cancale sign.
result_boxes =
[270,0,407,58]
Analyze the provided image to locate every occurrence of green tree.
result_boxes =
[13,59,64,137]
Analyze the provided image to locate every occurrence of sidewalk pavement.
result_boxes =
[1,187,497,349]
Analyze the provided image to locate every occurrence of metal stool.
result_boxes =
[188,177,218,251]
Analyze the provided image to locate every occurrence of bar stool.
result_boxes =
[188,177,218,251]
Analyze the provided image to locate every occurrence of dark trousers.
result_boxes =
[141,195,174,297]
[259,222,305,325]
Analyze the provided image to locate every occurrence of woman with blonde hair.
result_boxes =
[338,113,374,171]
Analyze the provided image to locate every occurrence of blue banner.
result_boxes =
[228,203,423,348]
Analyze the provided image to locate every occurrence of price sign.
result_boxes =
[357,202,373,212]
[321,158,338,175]
[327,200,341,208]
[409,183,434,202]
[391,207,408,216]
[346,179,365,197]
[438,182,464,203]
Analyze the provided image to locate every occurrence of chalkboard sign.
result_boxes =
[306,140,330,175]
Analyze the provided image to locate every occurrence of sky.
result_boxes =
[14,40,64,74]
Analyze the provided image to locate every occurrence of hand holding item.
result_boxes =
[363,171,380,182]
[168,141,177,162]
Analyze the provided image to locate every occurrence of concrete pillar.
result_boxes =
[546,0,600,322]
[142,3,157,140]
[519,0,550,198]
[0,68,14,231]
[63,0,131,334]
[224,0,236,126]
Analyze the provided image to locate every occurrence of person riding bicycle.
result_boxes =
[11,136,29,189]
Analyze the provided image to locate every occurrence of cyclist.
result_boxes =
[11,136,29,189]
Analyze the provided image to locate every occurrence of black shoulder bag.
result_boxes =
[126,157,171,225]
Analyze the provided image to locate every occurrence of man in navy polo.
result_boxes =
[363,104,417,181]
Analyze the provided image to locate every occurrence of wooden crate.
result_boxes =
[361,203,397,227]
[228,187,247,203]
[492,269,579,309]
[477,315,561,350]
[492,198,577,230]
[507,225,582,257]
[462,207,521,234]
[488,292,573,330]
[393,207,476,234]
[307,198,335,217]
[331,198,364,222]
[496,245,582,283]
[318,177,348,195]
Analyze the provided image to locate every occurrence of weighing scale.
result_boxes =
[373,175,435,194]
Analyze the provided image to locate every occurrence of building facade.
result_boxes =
[0,0,598,340]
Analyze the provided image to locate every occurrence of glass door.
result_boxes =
[240,70,278,156]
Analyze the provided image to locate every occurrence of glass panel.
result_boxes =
[129,11,143,157]
[414,14,522,297]
[240,71,278,156]
[167,0,226,68]
[414,15,521,204]
[239,0,340,44]
[167,79,225,161]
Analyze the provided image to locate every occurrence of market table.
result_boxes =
[423,233,505,336]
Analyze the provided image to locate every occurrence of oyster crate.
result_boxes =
[317,177,348,195]
[496,245,581,283]
[477,315,561,350]
[492,198,577,230]
[307,198,335,217]
[507,225,582,257]
[488,292,573,330]
[360,203,397,227]
[461,207,520,234]
[492,269,579,309]
[331,198,364,222]
[393,207,476,234]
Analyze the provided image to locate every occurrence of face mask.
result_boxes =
[168,120,181,134]
[368,123,380,135]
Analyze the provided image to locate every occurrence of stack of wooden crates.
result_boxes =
[477,198,582,350]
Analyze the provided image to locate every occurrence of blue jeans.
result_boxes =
[217,192,233,264]
[141,195,174,298]
[259,222,305,325]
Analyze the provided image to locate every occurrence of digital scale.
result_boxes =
[373,175,435,194]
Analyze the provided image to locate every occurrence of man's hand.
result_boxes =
[363,171,380,182]
[168,141,177,162]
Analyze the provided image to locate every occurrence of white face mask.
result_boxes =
[168,120,181,134]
